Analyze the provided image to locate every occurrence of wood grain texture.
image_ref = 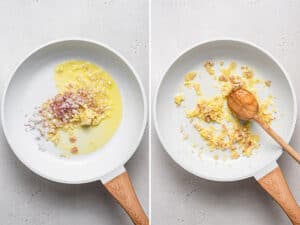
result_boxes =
[104,172,149,225]
[258,167,300,225]
[254,115,300,163]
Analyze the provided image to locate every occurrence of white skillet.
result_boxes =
[154,39,300,224]
[1,39,148,225]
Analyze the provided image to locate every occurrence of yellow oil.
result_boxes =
[53,60,122,155]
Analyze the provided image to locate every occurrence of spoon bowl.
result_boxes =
[227,88,259,120]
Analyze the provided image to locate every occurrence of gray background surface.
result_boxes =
[152,0,300,225]
[0,1,148,225]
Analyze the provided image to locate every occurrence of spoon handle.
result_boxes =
[254,115,300,163]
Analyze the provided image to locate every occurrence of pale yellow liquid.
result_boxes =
[53,60,122,155]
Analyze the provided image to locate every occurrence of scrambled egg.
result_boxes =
[175,61,275,160]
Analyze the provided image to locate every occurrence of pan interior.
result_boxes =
[2,40,146,183]
[155,40,296,181]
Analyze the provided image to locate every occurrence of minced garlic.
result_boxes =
[213,154,219,160]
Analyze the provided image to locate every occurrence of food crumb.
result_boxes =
[230,151,240,159]
[218,75,227,82]
[184,72,197,81]
[241,66,254,79]
[192,82,202,95]
[204,61,215,75]
[69,135,77,143]
[265,80,271,87]
[179,126,183,133]
[174,93,185,106]
[182,132,189,140]
[71,147,78,154]
[213,154,219,160]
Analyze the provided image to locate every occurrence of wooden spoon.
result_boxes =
[227,88,300,163]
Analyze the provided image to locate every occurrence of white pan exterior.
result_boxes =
[154,39,297,182]
[1,40,147,184]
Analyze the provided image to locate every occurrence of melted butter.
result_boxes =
[53,60,122,155]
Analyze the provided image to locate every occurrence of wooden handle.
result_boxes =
[104,171,149,225]
[258,167,300,224]
[254,115,300,163]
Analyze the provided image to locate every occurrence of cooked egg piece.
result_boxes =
[174,93,185,106]
[184,72,197,81]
